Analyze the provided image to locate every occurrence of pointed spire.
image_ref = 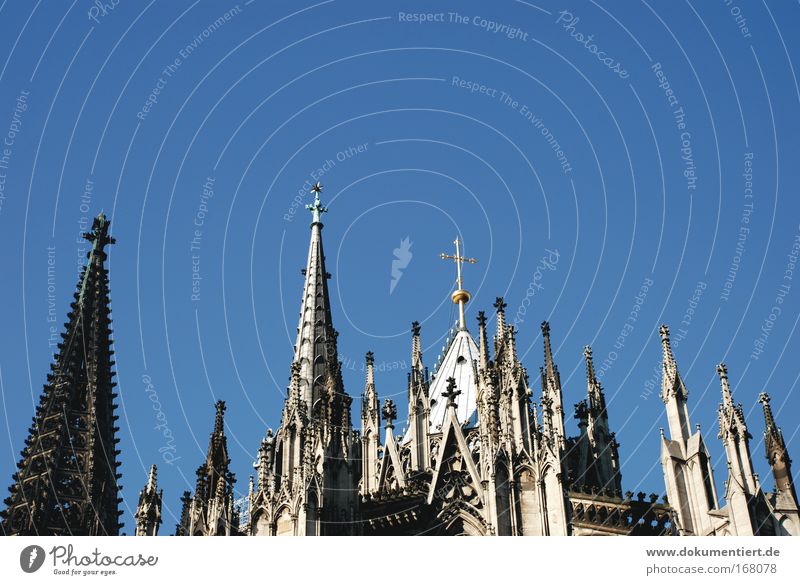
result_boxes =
[256,429,273,489]
[717,363,734,410]
[659,325,691,442]
[365,351,375,389]
[541,321,557,381]
[214,400,226,435]
[494,297,507,340]
[293,183,344,420]
[715,364,756,500]
[180,402,236,536]
[2,212,121,536]
[411,321,423,380]
[362,351,379,427]
[175,491,192,535]
[760,392,796,498]
[539,322,565,448]
[507,324,518,362]
[584,346,604,413]
[659,325,685,401]
[147,464,158,493]
[716,363,747,440]
[477,311,490,369]
[135,464,163,536]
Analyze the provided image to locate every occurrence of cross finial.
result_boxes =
[442,377,461,407]
[382,399,397,428]
[440,236,477,330]
[306,182,327,226]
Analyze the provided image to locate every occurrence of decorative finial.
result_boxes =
[306,182,327,226]
[494,297,507,312]
[382,399,397,428]
[541,321,550,335]
[147,464,157,492]
[214,400,226,434]
[442,377,461,407]
[411,321,421,336]
[584,346,596,380]
[477,311,486,327]
[440,237,477,330]
[659,324,676,369]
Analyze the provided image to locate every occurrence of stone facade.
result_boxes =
[2,199,798,536]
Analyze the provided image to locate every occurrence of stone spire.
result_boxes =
[178,401,237,536]
[255,429,274,491]
[572,346,621,494]
[294,182,340,416]
[362,352,379,421]
[540,322,565,447]
[715,364,757,533]
[659,325,691,442]
[410,321,424,383]
[760,393,797,500]
[477,311,490,369]
[584,346,605,414]
[2,213,122,536]
[135,465,163,536]
[494,297,507,342]
[361,352,381,494]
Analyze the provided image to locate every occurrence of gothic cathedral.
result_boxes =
[2,187,798,536]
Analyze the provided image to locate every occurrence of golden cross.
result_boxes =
[440,237,477,330]
[440,237,477,290]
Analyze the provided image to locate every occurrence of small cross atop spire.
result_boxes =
[440,237,477,330]
[306,182,327,226]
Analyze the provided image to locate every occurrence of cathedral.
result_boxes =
[2,185,798,537]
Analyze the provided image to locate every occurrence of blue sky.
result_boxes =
[1,0,799,533]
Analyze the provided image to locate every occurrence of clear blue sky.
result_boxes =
[1,0,798,533]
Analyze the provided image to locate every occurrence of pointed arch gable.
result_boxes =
[378,432,406,491]
[428,409,483,506]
